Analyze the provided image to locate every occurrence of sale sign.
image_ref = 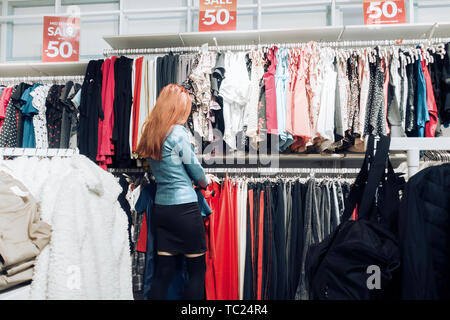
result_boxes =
[363,0,406,25]
[199,0,236,32]
[42,16,80,62]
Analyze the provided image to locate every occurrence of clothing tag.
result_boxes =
[10,186,29,197]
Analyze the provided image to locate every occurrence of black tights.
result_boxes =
[149,255,206,300]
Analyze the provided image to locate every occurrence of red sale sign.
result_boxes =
[364,0,406,25]
[199,0,236,32]
[42,16,80,62]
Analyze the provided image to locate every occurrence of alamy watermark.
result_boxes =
[170,128,280,171]
[366,265,381,290]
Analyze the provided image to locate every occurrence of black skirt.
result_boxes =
[152,202,207,254]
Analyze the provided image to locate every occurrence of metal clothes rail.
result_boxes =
[0,148,79,157]
[203,167,361,174]
[107,168,147,173]
[390,137,450,177]
[0,75,84,85]
[103,36,450,56]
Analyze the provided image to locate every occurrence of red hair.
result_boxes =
[136,84,192,160]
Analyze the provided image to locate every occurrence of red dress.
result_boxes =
[213,178,238,299]
[248,188,255,298]
[203,182,221,300]
[97,56,117,168]
[264,46,279,135]
[256,190,264,300]
[0,87,13,132]
[136,213,147,252]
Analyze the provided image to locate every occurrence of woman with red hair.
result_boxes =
[137,84,209,300]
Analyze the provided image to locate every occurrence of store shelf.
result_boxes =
[103,22,450,50]
[199,152,407,169]
[341,22,450,41]
[103,33,185,50]
[0,61,89,77]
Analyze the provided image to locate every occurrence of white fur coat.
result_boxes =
[0,155,133,300]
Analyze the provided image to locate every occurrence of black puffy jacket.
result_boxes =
[398,164,450,300]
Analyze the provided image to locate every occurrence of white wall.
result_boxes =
[123,0,185,34]
[415,1,450,23]
[8,1,118,61]
[9,5,54,60]
[63,3,119,59]
[2,0,450,61]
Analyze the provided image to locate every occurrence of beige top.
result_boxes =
[0,170,51,291]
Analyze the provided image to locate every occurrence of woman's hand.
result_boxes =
[193,174,215,190]
[206,174,217,186]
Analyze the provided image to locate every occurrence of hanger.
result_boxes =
[206,173,221,184]
[436,43,445,59]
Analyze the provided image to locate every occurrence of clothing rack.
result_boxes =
[107,168,147,173]
[423,150,450,162]
[107,137,450,177]
[103,37,450,56]
[0,148,79,157]
[390,137,450,178]
[203,167,361,174]
[0,75,85,85]
[200,137,450,178]
[105,166,360,175]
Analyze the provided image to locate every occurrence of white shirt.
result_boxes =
[220,52,251,150]
[30,85,51,149]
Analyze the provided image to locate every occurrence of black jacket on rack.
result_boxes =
[59,81,80,149]
[79,59,104,161]
[430,42,450,126]
[398,164,450,300]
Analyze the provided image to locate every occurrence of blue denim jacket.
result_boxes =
[148,125,208,206]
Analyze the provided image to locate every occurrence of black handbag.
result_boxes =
[305,135,403,300]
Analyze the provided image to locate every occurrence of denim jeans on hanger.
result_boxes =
[330,181,341,232]
[336,181,346,222]
[297,178,322,300]
[322,182,332,238]
[318,182,326,240]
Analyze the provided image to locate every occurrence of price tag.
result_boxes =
[363,0,406,25]
[199,0,237,32]
[42,16,80,62]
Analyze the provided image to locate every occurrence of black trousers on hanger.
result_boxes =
[273,181,287,300]
[156,53,179,98]
[287,181,305,300]
[262,182,276,300]
[243,183,259,300]
[243,184,254,300]
[253,183,262,299]
[112,56,133,167]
